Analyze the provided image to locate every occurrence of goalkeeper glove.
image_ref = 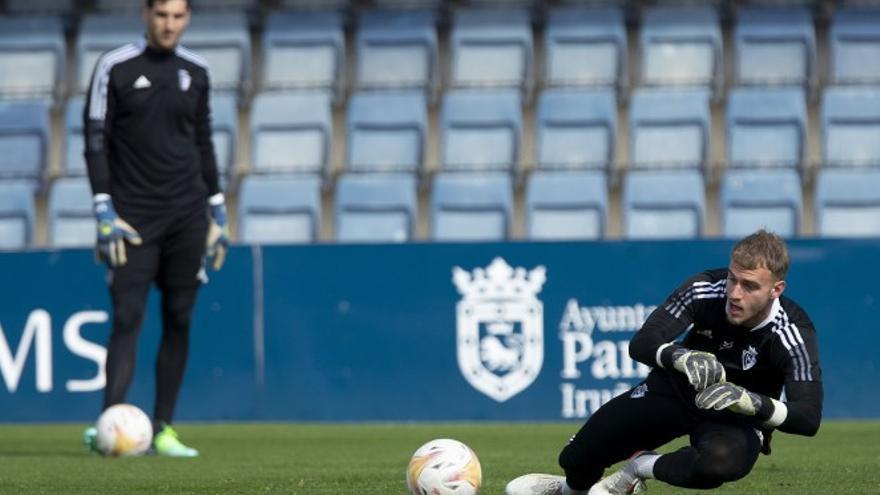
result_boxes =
[695,382,762,416]
[205,193,230,271]
[94,195,141,268]
[672,348,726,391]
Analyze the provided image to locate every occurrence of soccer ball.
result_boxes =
[95,404,153,456]
[406,438,482,495]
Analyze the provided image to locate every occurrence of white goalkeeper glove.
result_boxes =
[695,382,762,416]
[672,348,726,391]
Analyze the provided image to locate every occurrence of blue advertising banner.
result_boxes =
[1,239,878,421]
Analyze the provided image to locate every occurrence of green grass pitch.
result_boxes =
[0,421,876,494]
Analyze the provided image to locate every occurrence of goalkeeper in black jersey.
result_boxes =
[507,230,823,494]
[82,0,229,457]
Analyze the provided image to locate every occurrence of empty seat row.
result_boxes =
[5,85,880,187]
[5,7,880,102]
[4,166,879,251]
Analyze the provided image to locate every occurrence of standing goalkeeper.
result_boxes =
[507,230,823,494]
[82,0,229,457]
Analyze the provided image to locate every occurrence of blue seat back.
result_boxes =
[830,9,880,85]
[640,7,722,89]
[250,91,333,175]
[335,174,417,243]
[347,91,427,173]
[0,181,35,250]
[536,88,616,171]
[623,169,705,239]
[726,87,807,169]
[355,10,438,93]
[526,170,608,240]
[629,88,711,169]
[720,169,802,238]
[431,173,513,241]
[0,100,50,184]
[0,16,65,99]
[544,7,627,89]
[238,175,322,244]
[821,87,880,167]
[815,169,880,238]
[261,11,345,98]
[450,9,533,91]
[734,7,815,87]
[48,178,95,248]
[440,90,522,172]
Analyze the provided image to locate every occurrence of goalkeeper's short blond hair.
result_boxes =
[731,229,789,281]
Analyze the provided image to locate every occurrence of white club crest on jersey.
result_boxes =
[452,258,546,402]
[133,75,151,89]
[178,69,191,91]
[742,345,759,370]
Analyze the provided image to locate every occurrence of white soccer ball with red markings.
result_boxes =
[95,404,153,457]
[406,438,482,495]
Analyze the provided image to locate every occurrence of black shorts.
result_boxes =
[109,206,208,291]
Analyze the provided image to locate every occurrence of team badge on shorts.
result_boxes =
[178,69,191,91]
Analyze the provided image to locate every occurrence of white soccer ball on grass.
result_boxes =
[95,403,153,457]
[406,438,482,495]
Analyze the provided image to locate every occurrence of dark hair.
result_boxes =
[145,0,191,7]
[731,229,789,281]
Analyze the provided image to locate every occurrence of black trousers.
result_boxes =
[558,373,762,491]
[101,207,208,432]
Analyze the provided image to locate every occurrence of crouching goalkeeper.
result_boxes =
[507,229,823,495]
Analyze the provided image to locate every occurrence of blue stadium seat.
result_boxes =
[450,9,534,93]
[535,88,617,172]
[0,100,50,185]
[371,0,444,8]
[815,168,880,238]
[94,0,144,12]
[720,169,803,238]
[726,87,807,169]
[544,7,627,89]
[526,170,608,240]
[75,14,142,94]
[346,91,427,174]
[829,8,880,85]
[734,7,815,88]
[622,169,705,239]
[0,16,65,100]
[211,93,238,183]
[629,88,711,170]
[440,90,522,172]
[640,7,722,90]
[278,0,349,9]
[5,0,75,15]
[250,91,333,175]
[355,10,438,94]
[0,181,35,250]
[181,12,251,94]
[335,174,418,243]
[261,11,345,99]
[821,86,880,167]
[237,175,322,244]
[431,173,513,241]
[189,0,260,11]
[48,178,95,248]
[63,96,86,177]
